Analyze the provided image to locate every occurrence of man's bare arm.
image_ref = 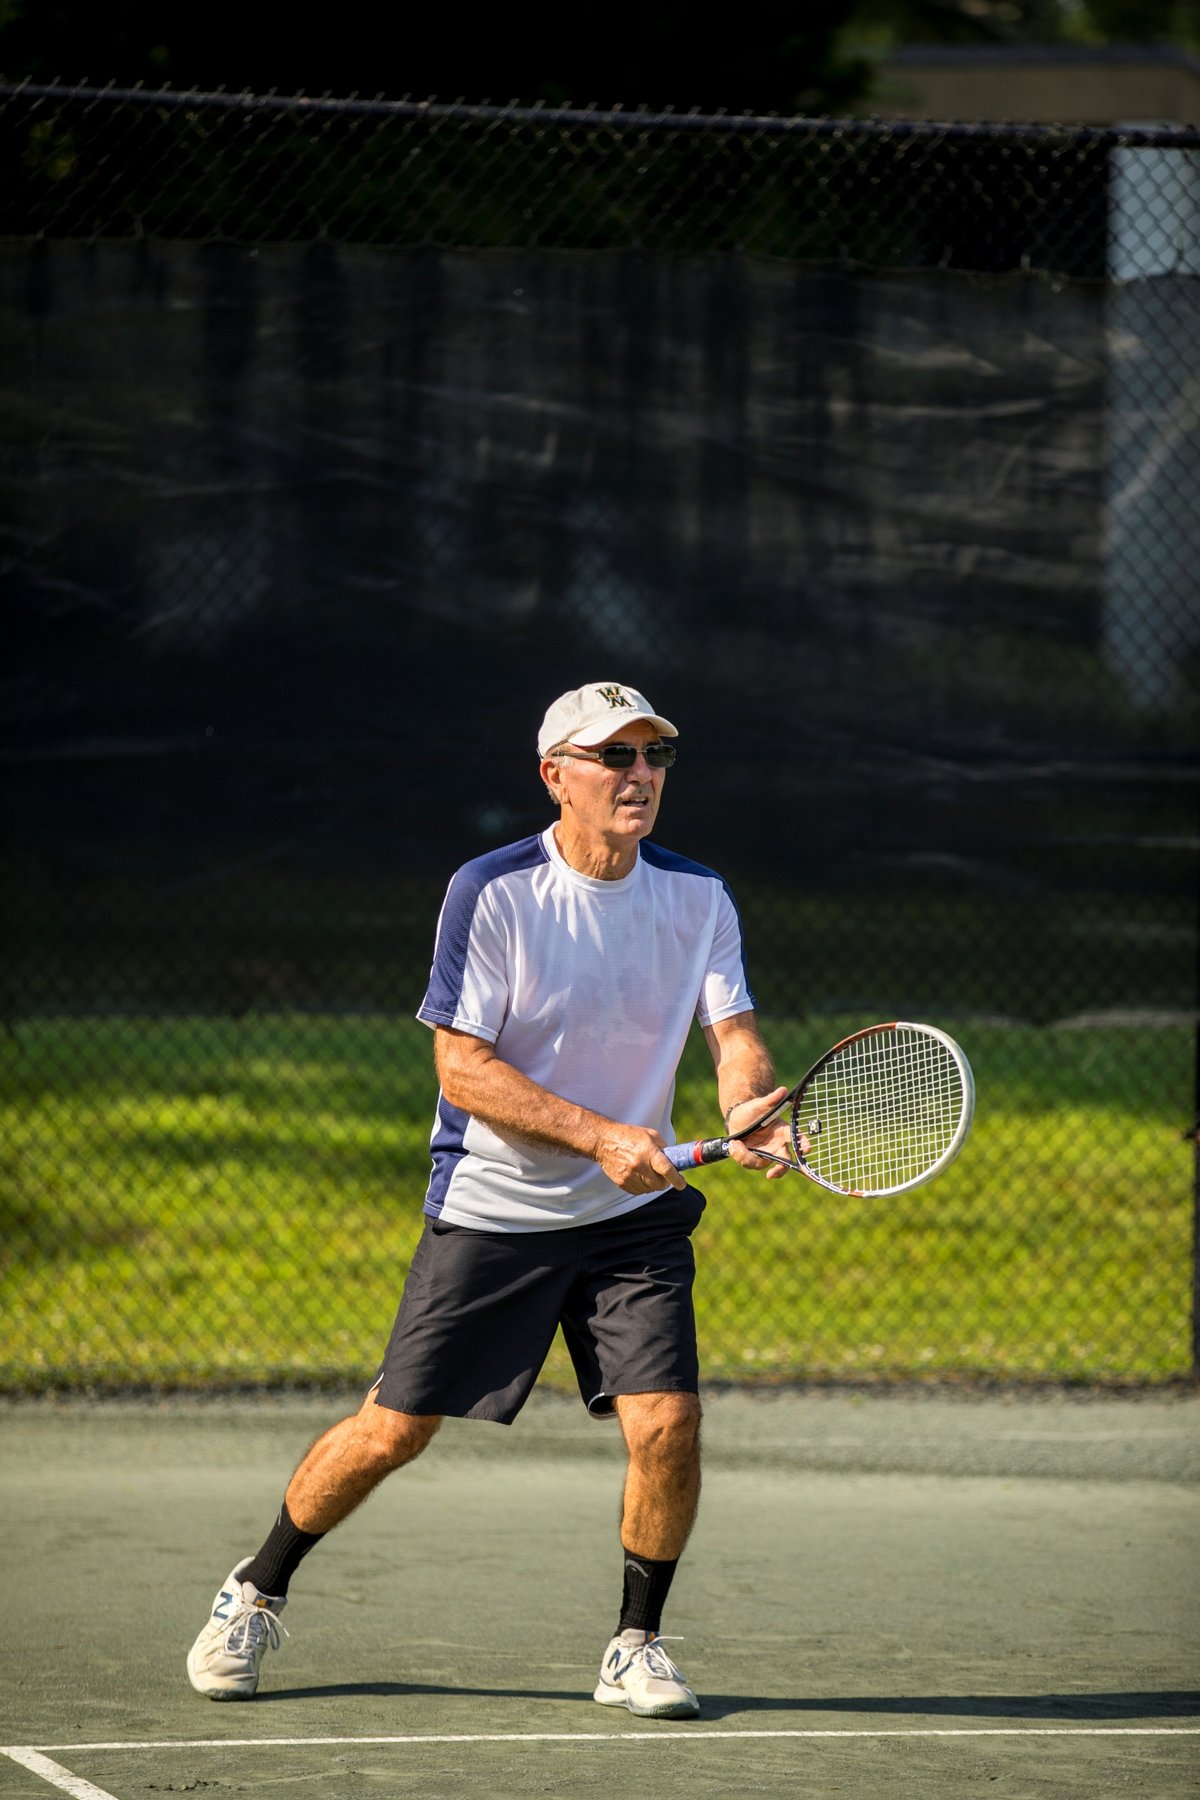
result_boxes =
[702,1011,791,1179]
[434,1026,685,1194]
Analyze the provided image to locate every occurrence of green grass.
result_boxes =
[0,1012,1193,1389]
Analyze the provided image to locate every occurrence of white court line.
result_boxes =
[7,1728,1200,1751]
[0,1747,120,1800]
[4,1728,1199,1799]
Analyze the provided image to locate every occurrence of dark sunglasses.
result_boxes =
[554,741,677,770]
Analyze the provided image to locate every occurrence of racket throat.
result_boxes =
[750,1147,800,1171]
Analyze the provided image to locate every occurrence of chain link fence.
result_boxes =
[1,83,1197,1391]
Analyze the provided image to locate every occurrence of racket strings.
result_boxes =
[802,1027,965,1192]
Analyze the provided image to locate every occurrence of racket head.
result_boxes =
[789,1021,975,1198]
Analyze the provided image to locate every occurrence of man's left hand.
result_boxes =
[725,1089,804,1180]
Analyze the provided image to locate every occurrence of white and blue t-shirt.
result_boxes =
[416,824,755,1232]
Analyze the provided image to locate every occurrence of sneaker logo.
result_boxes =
[213,1588,235,1621]
[607,1648,638,1681]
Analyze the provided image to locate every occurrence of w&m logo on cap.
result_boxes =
[597,685,635,709]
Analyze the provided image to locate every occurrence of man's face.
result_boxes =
[544,717,668,852]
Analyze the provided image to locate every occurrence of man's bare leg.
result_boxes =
[285,1387,443,1533]
[187,1390,441,1698]
[593,1391,703,1717]
[614,1390,702,1560]
[234,1389,441,1600]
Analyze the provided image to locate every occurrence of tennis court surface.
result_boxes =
[2,1385,1197,1798]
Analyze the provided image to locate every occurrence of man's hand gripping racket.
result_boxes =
[667,1021,975,1198]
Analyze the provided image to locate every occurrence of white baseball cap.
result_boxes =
[537,682,679,757]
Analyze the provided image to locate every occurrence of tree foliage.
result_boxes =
[0,0,1196,112]
[0,1,867,112]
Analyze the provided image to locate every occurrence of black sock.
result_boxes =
[618,1548,679,1635]
[240,1500,325,1599]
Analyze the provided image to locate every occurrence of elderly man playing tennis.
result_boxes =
[187,680,789,1719]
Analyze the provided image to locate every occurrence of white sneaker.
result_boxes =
[593,1629,700,1718]
[186,1559,287,1699]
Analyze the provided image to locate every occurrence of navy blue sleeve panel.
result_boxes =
[424,1094,471,1218]
[639,840,757,1011]
[417,833,550,1028]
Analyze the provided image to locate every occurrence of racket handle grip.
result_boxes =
[665,1137,732,1170]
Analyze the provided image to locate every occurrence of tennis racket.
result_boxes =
[666,1021,975,1198]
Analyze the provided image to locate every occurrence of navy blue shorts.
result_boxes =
[373,1186,706,1425]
